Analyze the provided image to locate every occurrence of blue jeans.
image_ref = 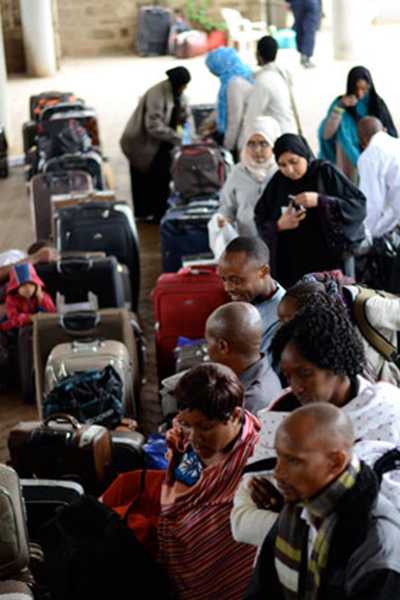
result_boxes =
[290,0,320,58]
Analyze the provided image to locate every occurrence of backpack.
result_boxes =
[40,495,173,600]
[171,142,226,200]
[352,285,400,367]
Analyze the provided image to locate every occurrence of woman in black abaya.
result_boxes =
[254,133,366,287]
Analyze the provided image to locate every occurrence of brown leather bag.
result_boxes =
[8,414,112,495]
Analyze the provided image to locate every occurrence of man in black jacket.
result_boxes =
[244,403,400,599]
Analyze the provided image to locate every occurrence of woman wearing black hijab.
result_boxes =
[254,133,366,287]
[120,67,192,221]
[319,65,397,181]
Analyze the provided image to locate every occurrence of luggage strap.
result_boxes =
[352,285,400,365]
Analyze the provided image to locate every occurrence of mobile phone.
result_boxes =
[288,195,302,212]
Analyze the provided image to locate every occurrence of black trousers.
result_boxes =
[129,143,173,221]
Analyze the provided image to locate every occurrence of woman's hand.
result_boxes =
[249,477,284,511]
[293,192,319,209]
[277,206,306,231]
[216,214,231,228]
[340,94,357,108]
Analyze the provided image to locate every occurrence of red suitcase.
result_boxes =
[152,265,228,381]
[175,30,208,59]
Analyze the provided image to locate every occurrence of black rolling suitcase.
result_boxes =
[36,255,127,309]
[43,151,104,190]
[29,170,93,240]
[55,202,141,311]
[21,478,84,542]
[137,6,172,56]
[160,198,218,272]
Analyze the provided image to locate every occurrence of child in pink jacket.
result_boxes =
[0,262,55,330]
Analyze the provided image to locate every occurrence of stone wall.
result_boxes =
[1,0,267,70]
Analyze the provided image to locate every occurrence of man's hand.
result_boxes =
[293,192,319,209]
[249,477,284,511]
[277,206,306,231]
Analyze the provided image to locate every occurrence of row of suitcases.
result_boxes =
[23,90,105,188]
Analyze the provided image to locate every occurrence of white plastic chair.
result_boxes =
[221,8,268,57]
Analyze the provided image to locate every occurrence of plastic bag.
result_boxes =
[207,213,238,259]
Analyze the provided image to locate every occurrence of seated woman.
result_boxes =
[278,273,400,386]
[205,47,254,157]
[103,363,260,600]
[318,65,397,181]
[216,116,280,237]
[254,133,366,288]
[231,299,400,548]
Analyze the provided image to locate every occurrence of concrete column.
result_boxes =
[0,10,8,129]
[332,0,376,60]
[19,0,57,77]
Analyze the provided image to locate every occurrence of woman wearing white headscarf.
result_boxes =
[217,116,281,237]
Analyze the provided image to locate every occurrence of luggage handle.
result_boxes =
[56,257,93,275]
[43,413,81,429]
[178,266,215,276]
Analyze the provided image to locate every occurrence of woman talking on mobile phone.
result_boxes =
[254,133,366,288]
[318,66,397,182]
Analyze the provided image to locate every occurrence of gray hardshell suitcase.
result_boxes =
[44,338,135,416]
[0,465,30,580]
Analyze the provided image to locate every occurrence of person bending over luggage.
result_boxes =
[278,272,400,386]
[216,116,280,237]
[254,133,366,288]
[318,65,397,182]
[102,363,260,600]
[120,66,192,222]
[205,47,254,157]
[244,403,400,600]
[218,236,285,355]
[205,302,281,413]
[230,299,400,549]
[0,263,56,331]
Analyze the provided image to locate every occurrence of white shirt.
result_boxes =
[358,131,400,238]
[240,63,297,148]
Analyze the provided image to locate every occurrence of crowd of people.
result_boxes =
[2,26,400,600]
[115,31,400,599]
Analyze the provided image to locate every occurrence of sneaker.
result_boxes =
[300,54,307,65]
[303,57,316,69]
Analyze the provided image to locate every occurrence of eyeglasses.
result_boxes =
[247,140,270,149]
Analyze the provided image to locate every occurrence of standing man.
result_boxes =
[245,403,400,599]
[218,237,285,355]
[241,36,298,144]
[358,116,400,239]
[287,0,320,68]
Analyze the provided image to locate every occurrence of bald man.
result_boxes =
[205,302,281,414]
[357,116,400,239]
[245,403,400,600]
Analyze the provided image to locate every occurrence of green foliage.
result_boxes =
[184,0,227,32]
